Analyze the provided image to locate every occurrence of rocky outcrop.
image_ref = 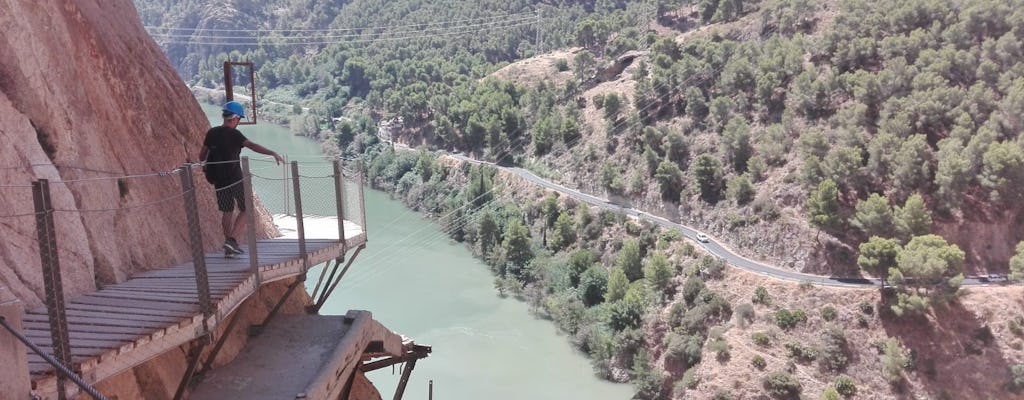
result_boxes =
[0,0,277,310]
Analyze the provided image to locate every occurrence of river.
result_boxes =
[202,105,634,400]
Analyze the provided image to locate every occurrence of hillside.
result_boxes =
[134,0,1024,398]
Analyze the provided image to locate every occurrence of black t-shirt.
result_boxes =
[203,126,248,186]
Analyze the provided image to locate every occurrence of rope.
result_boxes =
[0,316,109,400]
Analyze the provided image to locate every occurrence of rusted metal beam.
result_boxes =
[33,179,72,400]
[223,61,257,125]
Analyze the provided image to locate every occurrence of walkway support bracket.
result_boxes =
[33,179,73,400]
[310,244,365,314]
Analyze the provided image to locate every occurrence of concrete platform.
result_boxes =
[190,310,403,400]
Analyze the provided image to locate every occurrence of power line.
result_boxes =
[147,14,538,41]
[149,18,539,46]
[143,11,537,34]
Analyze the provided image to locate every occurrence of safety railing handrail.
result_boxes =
[0,156,364,399]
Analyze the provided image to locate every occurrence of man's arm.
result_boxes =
[198,146,208,163]
[242,140,285,165]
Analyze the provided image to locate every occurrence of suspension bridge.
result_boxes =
[0,157,429,400]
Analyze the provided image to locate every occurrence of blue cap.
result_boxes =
[223,101,246,118]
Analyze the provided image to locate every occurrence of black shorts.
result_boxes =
[214,181,246,212]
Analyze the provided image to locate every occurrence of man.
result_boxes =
[199,101,284,257]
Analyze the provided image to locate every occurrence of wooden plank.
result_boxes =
[22,320,152,337]
[22,335,123,351]
[25,310,182,326]
[87,291,222,305]
[71,295,197,314]
[24,328,137,344]
[64,302,193,319]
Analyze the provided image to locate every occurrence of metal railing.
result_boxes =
[0,156,366,399]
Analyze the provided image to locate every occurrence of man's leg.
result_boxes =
[230,211,247,244]
[222,211,234,241]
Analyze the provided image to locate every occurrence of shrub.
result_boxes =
[857,314,870,328]
[682,368,700,389]
[820,327,850,372]
[763,371,802,399]
[752,354,767,370]
[752,331,771,347]
[859,301,874,315]
[881,338,907,385]
[1011,363,1024,392]
[712,391,734,400]
[665,333,704,369]
[775,309,808,330]
[820,386,841,400]
[555,58,569,72]
[834,375,857,397]
[711,339,731,362]
[735,303,756,327]
[1008,316,1024,336]
[753,286,772,305]
[822,306,837,321]
[785,342,818,363]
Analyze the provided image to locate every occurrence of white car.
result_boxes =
[696,233,709,243]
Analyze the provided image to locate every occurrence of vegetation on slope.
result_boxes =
[134,0,1024,398]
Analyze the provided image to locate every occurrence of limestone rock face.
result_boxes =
[0,0,276,309]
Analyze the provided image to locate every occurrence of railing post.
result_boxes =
[179,166,213,326]
[357,160,367,229]
[0,285,30,398]
[333,159,346,252]
[283,155,291,216]
[32,179,72,400]
[291,161,309,273]
[242,157,260,288]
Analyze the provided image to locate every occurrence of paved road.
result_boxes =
[450,154,1009,288]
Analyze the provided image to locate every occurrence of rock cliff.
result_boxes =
[0,0,276,309]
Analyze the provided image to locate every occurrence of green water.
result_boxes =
[202,105,633,400]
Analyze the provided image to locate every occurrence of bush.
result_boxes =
[857,314,870,328]
[820,327,850,372]
[1010,363,1024,392]
[712,391,734,400]
[859,301,874,315]
[763,371,802,399]
[752,331,771,347]
[820,386,841,400]
[834,375,857,397]
[682,368,700,389]
[822,306,837,321]
[555,58,569,72]
[752,354,767,370]
[785,342,818,363]
[1008,316,1024,336]
[775,309,808,330]
[664,333,704,369]
[711,339,731,362]
[735,303,756,327]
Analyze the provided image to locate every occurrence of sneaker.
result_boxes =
[224,249,237,258]
[224,238,244,255]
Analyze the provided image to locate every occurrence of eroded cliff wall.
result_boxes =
[0,0,276,309]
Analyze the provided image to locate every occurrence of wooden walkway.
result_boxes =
[25,216,366,397]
